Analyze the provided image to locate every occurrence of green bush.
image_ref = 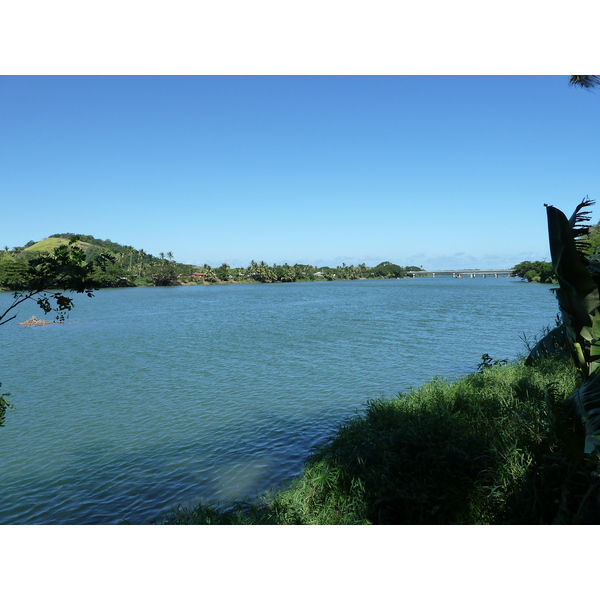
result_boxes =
[0,259,30,290]
[512,260,556,283]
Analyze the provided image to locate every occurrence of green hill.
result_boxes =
[24,234,162,266]
[1,234,185,290]
[24,237,97,255]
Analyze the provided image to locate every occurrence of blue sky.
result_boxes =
[1,75,599,269]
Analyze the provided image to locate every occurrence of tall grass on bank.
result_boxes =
[162,353,600,525]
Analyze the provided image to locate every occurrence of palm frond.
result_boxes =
[568,197,595,249]
[546,203,600,328]
[570,76,600,89]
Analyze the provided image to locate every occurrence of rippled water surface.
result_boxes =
[0,278,559,523]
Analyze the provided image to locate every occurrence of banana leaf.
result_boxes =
[546,203,600,330]
[569,372,600,453]
[579,308,600,374]
[546,201,600,376]
[525,324,569,364]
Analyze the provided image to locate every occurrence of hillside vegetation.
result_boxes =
[24,237,90,254]
[1,234,425,290]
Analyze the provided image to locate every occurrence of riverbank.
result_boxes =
[161,352,598,525]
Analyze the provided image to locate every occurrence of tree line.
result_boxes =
[192,260,422,284]
[0,233,425,291]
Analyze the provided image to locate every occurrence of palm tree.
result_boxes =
[202,264,216,281]
[138,249,145,278]
[126,246,135,272]
[167,251,174,262]
[215,263,231,281]
[569,76,600,89]
[248,260,258,279]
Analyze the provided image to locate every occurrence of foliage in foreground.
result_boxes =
[0,236,111,327]
[0,237,111,427]
[162,353,600,525]
[529,198,600,456]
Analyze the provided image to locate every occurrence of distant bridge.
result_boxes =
[406,269,514,278]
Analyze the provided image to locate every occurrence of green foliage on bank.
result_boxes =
[2,234,423,290]
[512,260,557,283]
[583,220,600,258]
[162,351,600,525]
[1,235,187,289]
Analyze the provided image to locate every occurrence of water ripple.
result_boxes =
[0,279,558,523]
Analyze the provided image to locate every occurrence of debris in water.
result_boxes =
[18,316,60,327]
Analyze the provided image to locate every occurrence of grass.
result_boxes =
[24,237,95,254]
[161,353,600,525]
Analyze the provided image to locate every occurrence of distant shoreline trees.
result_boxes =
[511,260,557,283]
[0,233,426,290]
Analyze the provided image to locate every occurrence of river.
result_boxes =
[0,277,559,524]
